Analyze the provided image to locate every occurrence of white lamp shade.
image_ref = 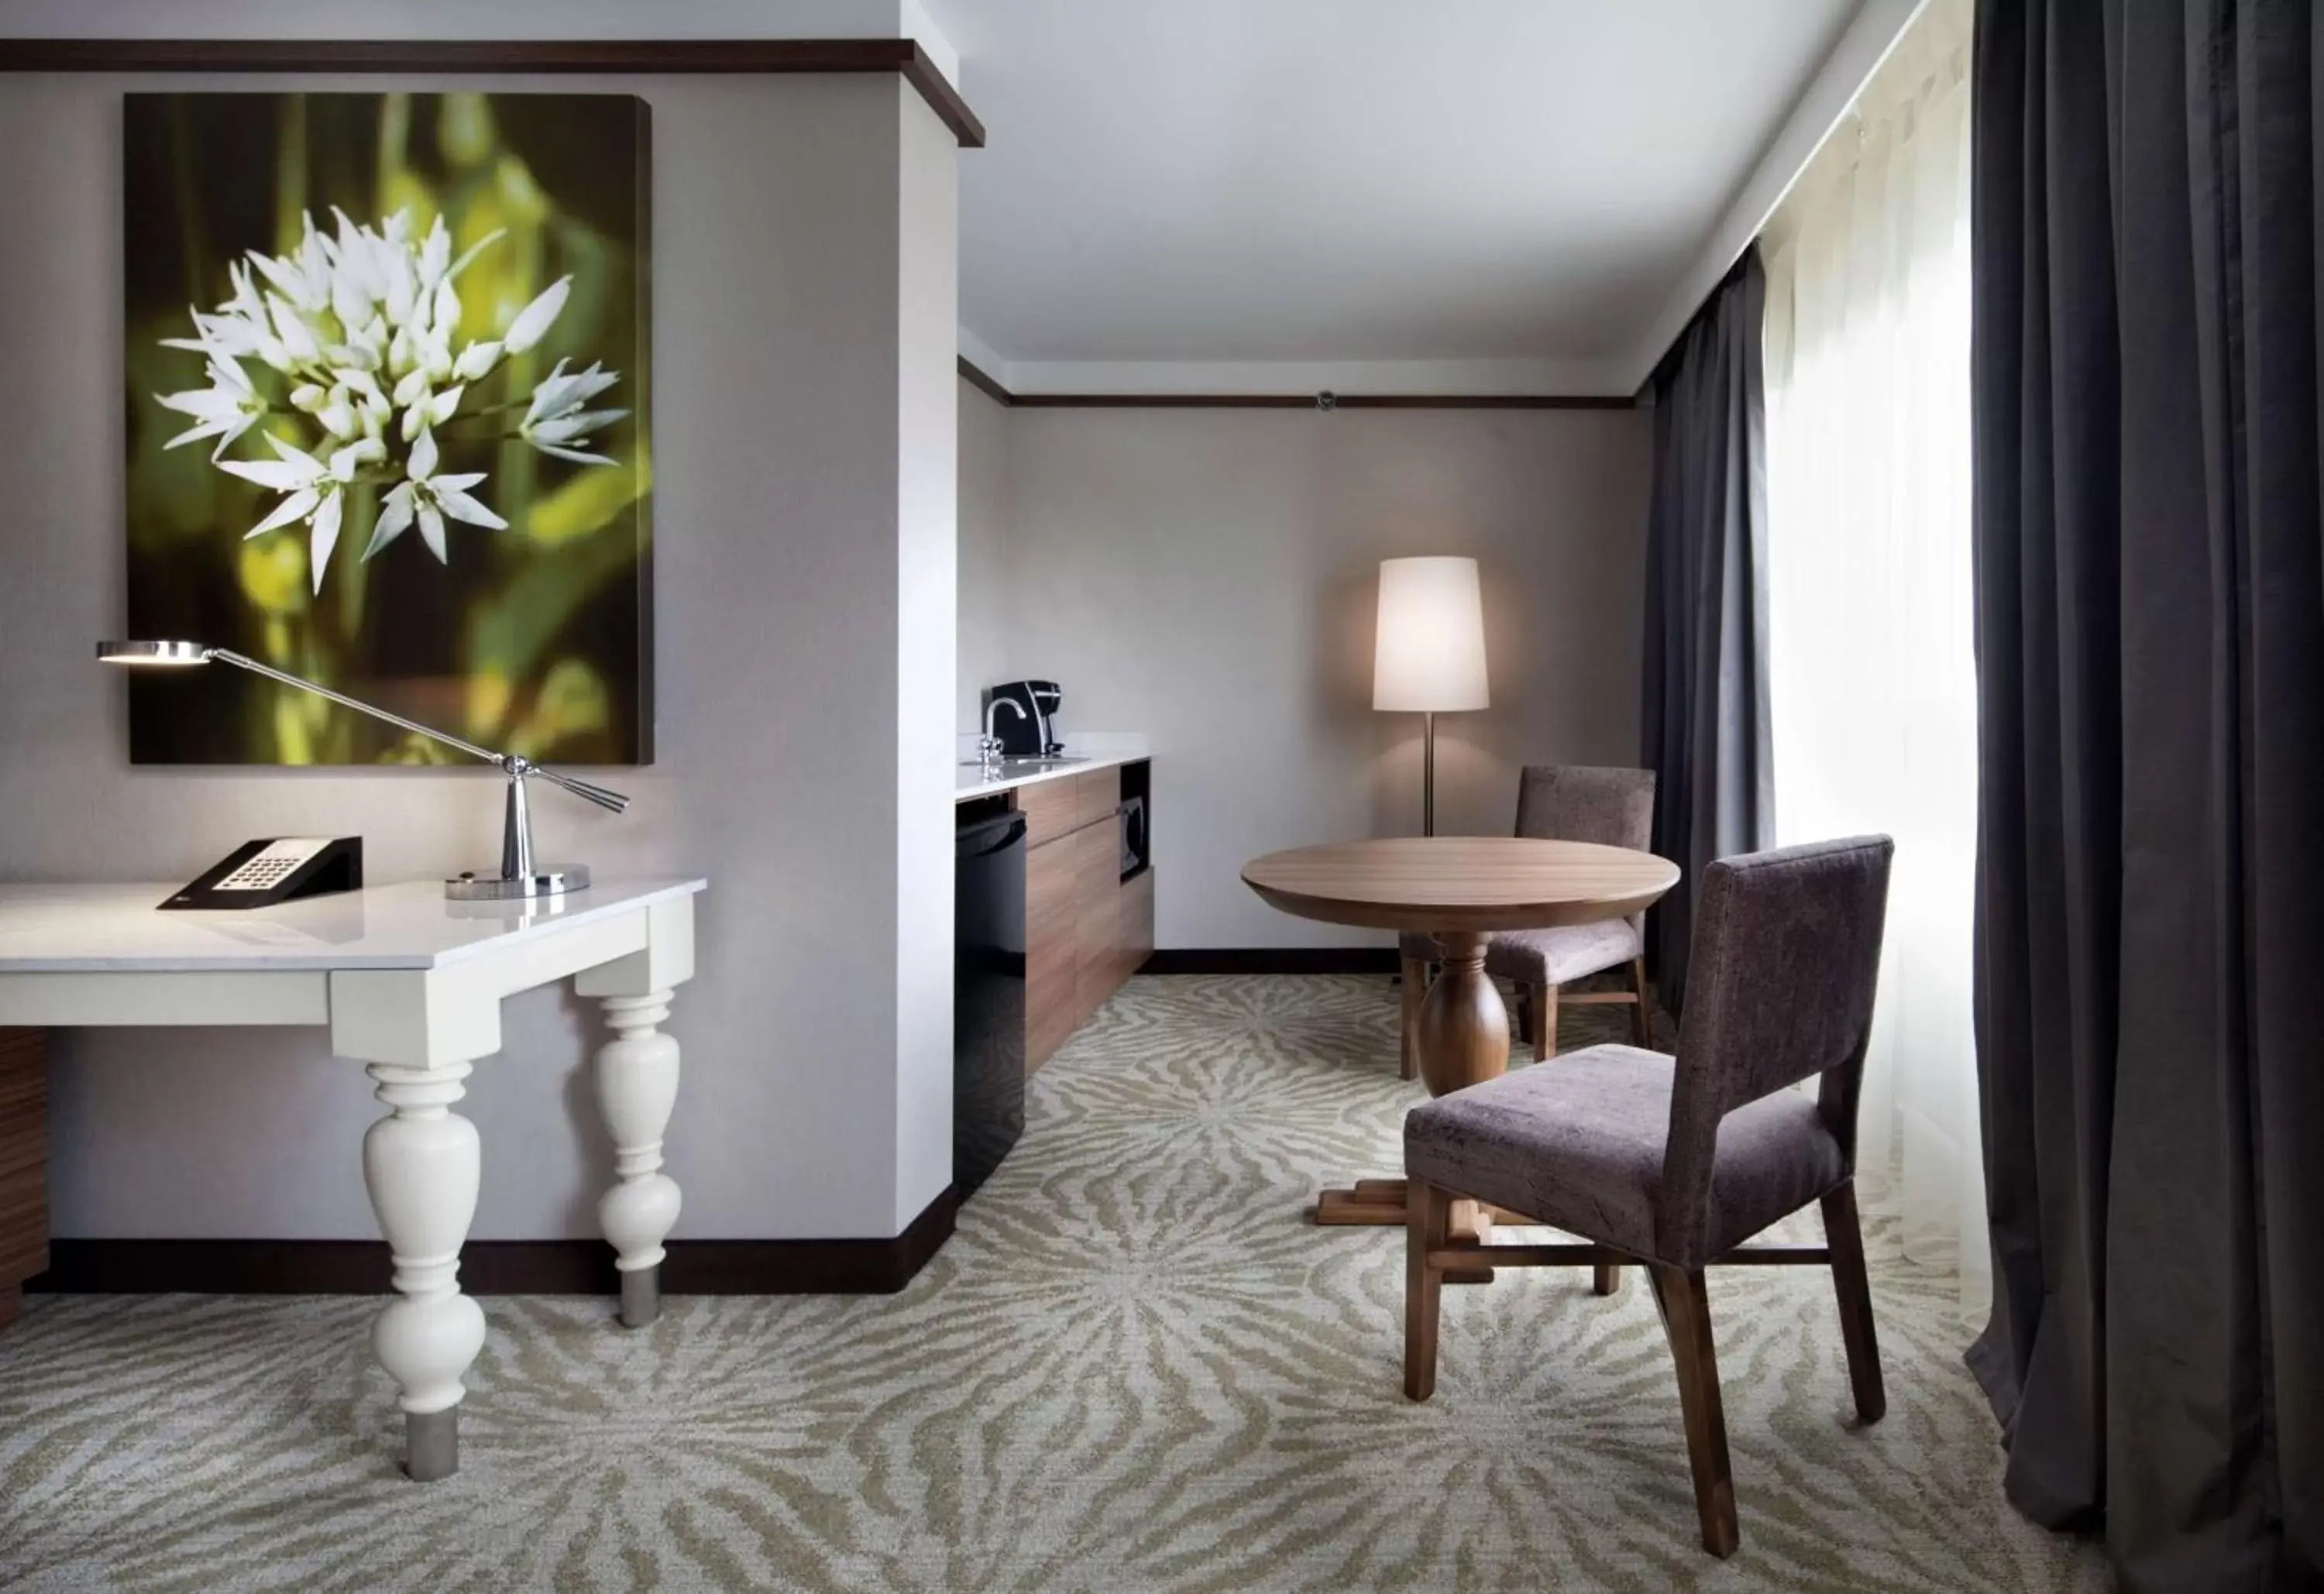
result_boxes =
[1373,555,1489,712]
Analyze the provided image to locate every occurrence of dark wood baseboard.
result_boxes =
[31,1187,957,1298]
[1136,948,1399,975]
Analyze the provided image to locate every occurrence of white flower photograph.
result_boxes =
[125,91,653,764]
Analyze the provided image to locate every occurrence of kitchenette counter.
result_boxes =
[951,734,1153,1074]
[953,734,1150,800]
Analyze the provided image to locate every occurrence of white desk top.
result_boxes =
[0,878,706,973]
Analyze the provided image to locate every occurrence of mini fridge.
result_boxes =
[953,807,1027,1197]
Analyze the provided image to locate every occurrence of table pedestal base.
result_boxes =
[1309,931,1513,1278]
[1314,1179,1501,1283]
[1315,1178,1412,1227]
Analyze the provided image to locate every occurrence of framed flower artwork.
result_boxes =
[123,91,654,764]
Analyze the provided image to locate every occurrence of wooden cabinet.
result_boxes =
[1017,775,1080,849]
[1025,832,1081,1068]
[999,760,1154,1075]
[0,1029,45,1329]
[1074,764,1121,830]
[1119,867,1155,986]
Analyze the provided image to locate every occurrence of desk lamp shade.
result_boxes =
[1373,556,1489,712]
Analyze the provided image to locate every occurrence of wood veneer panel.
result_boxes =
[1074,765,1122,831]
[1119,868,1156,984]
[1017,778,1080,850]
[0,1029,47,1316]
[1074,820,1120,1022]
[1025,832,1081,1071]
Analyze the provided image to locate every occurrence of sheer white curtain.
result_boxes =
[1763,0,1985,1311]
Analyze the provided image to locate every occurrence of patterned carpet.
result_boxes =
[0,974,2106,1592]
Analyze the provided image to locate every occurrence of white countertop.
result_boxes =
[954,734,1149,799]
[0,877,706,972]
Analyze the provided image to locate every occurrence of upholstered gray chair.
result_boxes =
[1398,764,1657,1077]
[1399,836,1893,1559]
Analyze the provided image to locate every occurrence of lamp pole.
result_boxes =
[1423,710,1436,837]
[98,640,627,898]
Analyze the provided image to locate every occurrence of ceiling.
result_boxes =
[0,0,1898,394]
[924,0,1880,393]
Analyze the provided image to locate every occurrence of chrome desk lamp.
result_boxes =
[98,640,628,900]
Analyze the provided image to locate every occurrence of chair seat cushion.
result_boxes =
[1483,919,1640,985]
[1402,1045,1847,1266]
[1397,920,1641,985]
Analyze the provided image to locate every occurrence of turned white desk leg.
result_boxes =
[362,1057,489,1483]
[595,991,682,1328]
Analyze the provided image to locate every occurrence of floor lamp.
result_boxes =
[1373,555,1489,836]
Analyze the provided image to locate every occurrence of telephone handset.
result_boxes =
[161,837,364,911]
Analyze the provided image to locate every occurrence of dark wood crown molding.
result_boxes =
[957,356,1635,411]
[0,37,985,147]
[957,353,1012,406]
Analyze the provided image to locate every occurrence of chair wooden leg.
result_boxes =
[1629,956,1654,1046]
[1648,1265,1739,1558]
[1820,1181,1886,1423]
[1592,1259,1621,1296]
[1399,954,1425,1080]
[1404,1178,1453,1401]
[1538,981,1559,1059]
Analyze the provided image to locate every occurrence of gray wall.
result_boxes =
[960,405,1653,946]
[956,380,1012,731]
[0,73,958,1242]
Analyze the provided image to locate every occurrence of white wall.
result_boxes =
[0,73,958,1242]
[961,405,1653,946]
[891,89,959,1228]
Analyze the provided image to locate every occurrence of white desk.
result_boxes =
[0,876,706,1482]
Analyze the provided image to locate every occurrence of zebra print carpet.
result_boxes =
[0,974,2105,1592]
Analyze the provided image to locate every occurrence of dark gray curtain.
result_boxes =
[1641,246,1776,1013]
[1968,4,2323,1590]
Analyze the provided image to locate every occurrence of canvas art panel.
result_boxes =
[124,91,653,764]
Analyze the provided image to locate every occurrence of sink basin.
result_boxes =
[961,755,1091,774]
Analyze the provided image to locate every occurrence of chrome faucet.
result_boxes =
[980,696,1026,771]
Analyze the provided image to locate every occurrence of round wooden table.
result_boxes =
[1242,837,1680,1231]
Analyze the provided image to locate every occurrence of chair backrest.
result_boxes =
[1516,765,1658,936]
[1514,765,1656,851]
[1657,837,1893,1260]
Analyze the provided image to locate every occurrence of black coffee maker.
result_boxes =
[985,680,1064,756]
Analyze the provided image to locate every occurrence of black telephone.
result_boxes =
[161,837,364,911]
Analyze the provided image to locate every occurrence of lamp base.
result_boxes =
[444,866,592,901]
